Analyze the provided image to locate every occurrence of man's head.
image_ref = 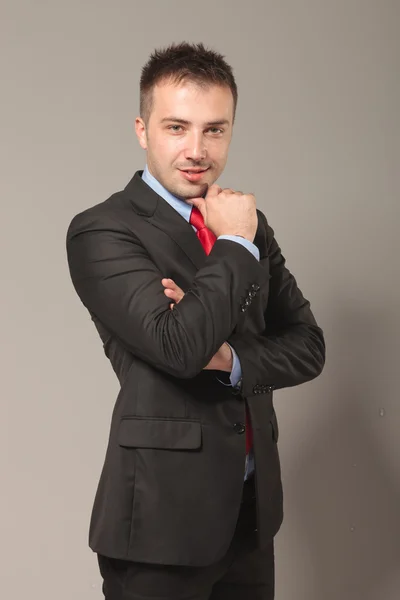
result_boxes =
[135,42,238,201]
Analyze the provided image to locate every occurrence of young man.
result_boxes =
[66,42,325,600]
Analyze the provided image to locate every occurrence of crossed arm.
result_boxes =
[162,277,234,373]
[163,209,326,397]
[161,210,326,396]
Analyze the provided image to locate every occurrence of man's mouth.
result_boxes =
[178,167,209,182]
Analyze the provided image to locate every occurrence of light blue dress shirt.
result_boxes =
[141,165,256,480]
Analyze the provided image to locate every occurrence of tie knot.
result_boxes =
[189,206,206,230]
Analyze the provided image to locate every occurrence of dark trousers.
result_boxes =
[97,477,275,600]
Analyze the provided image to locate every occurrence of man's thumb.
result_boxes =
[187,197,206,214]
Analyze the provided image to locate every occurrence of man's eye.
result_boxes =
[209,128,223,134]
[168,125,183,132]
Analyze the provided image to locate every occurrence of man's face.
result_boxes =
[135,80,234,200]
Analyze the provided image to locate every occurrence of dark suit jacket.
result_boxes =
[66,170,325,567]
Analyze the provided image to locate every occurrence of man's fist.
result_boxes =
[187,184,258,242]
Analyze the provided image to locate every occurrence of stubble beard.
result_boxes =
[165,170,210,202]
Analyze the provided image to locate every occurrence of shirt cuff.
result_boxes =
[217,235,260,261]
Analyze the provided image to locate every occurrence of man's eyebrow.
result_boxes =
[160,117,230,126]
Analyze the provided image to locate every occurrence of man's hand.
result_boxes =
[161,278,233,372]
[207,341,233,372]
[187,184,258,243]
[161,278,184,310]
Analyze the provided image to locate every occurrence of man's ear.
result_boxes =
[135,117,147,150]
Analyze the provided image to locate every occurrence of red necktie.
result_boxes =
[189,206,253,454]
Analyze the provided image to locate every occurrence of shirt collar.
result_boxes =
[141,164,192,223]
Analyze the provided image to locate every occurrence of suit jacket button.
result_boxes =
[233,422,246,434]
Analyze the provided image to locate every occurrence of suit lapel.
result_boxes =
[124,170,207,271]
[149,194,208,271]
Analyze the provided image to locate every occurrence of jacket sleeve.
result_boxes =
[66,211,270,379]
[227,211,326,397]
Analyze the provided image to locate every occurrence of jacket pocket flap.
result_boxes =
[118,417,202,450]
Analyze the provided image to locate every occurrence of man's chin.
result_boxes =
[174,182,209,201]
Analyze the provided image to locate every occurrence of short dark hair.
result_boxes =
[140,42,238,124]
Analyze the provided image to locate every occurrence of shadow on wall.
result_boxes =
[288,308,400,600]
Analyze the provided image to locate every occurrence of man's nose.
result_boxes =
[184,133,207,161]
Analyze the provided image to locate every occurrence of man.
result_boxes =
[66,42,325,600]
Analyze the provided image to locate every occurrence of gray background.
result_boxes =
[2,1,399,599]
